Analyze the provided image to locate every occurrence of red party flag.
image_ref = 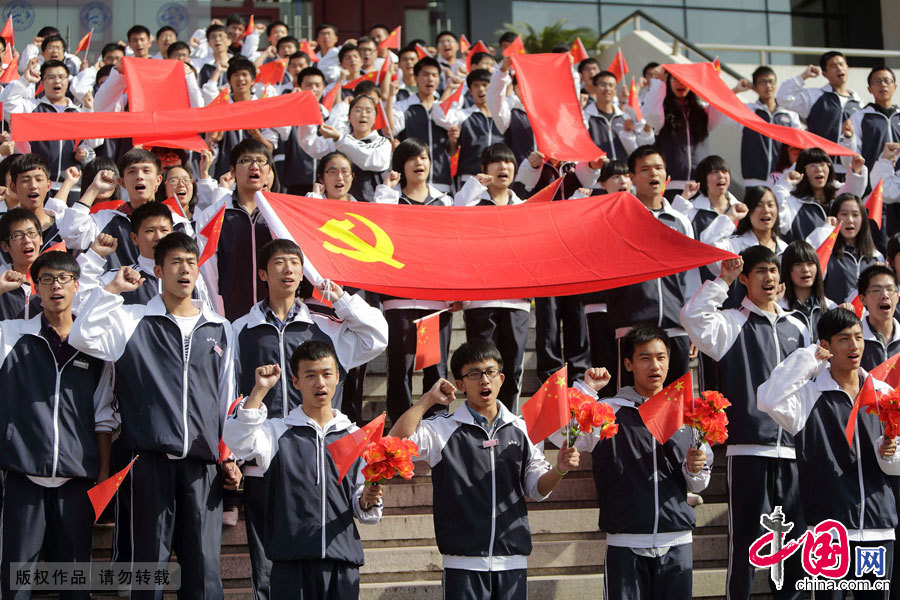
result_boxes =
[638,372,692,445]
[87,456,138,521]
[872,354,900,389]
[440,82,464,114]
[256,59,287,85]
[449,148,460,178]
[209,86,230,106]
[0,16,14,50]
[628,77,643,121]
[525,177,563,203]
[89,199,125,214]
[321,80,341,111]
[218,395,244,463]
[511,53,605,162]
[459,35,471,55]
[712,57,721,73]
[465,40,489,70]
[502,35,526,57]
[850,292,864,318]
[299,39,317,62]
[0,53,17,84]
[414,311,442,370]
[570,37,589,64]
[343,71,378,89]
[327,412,386,483]
[845,375,877,447]
[866,179,884,229]
[163,195,186,219]
[243,15,255,39]
[376,51,391,85]
[75,30,92,55]
[607,48,628,83]
[816,222,842,274]
[378,26,401,51]
[520,365,569,444]
[198,204,225,266]
[415,43,432,60]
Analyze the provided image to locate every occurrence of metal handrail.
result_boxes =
[695,43,900,65]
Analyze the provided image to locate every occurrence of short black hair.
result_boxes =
[435,31,458,44]
[0,208,41,242]
[316,23,338,37]
[499,31,518,45]
[227,56,257,81]
[392,138,430,187]
[752,66,776,85]
[481,143,516,174]
[740,244,778,275]
[577,58,599,74]
[819,50,845,72]
[817,307,860,344]
[206,24,227,40]
[10,153,50,182]
[599,159,629,182]
[621,324,670,362]
[40,59,69,80]
[469,52,493,67]
[156,26,176,39]
[593,70,618,85]
[153,231,198,266]
[356,36,377,48]
[867,66,896,86]
[889,233,900,266]
[290,339,338,375]
[338,43,359,64]
[466,68,491,89]
[119,148,161,175]
[225,14,248,28]
[276,36,299,51]
[101,43,126,57]
[83,156,120,200]
[41,34,66,53]
[167,41,190,58]
[414,57,441,76]
[642,62,660,78]
[858,264,897,297]
[266,20,289,37]
[30,251,79,283]
[130,201,173,234]
[258,238,303,272]
[297,66,325,85]
[229,138,273,170]
[127,25,151,40]
[316,151,353,182]
[37,27,60,39]
[450,339,503,380]
[627,145,663,173]
[694,155,730,196]
[0,153,22,185]
[369,23,390,36]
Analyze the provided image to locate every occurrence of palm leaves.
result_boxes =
[496,19,598,54]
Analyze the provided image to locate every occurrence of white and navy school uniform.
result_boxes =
[823,245,883,305]
[394,92,452,192]
[776,76,863,147]
[408,402,553,599]
[68,287,235,599]
[223,404,382,598]
[681,277,810,599]
[778,295,836,341]
[432,100,502,185]
[373,184,457,422]
[759,348,900,588]
[487,70,537,169]
[0,313,117,598]
[0,279,44,321]
[277,103,330,196]
[316,46,343,85]
[582,101,653,165]
[847,104,900,231]
[773,166,868,243]
[552,382,712,600]
[709,231,788,309]
[739,100,801,187]
[231,295,387,600]
[298,125,392,202]
[454,179,532,412]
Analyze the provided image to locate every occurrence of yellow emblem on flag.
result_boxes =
[319,213,405,269]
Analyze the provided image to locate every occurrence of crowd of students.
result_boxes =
[0,11,900,600]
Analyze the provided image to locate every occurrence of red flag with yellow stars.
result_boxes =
[415,43,432,60]
[321,80,341,112]
[866,179,884,229]
[845,375,877,447]
[256,59,287,86]
[87,456,138,521]
[243,15,255,39]
[440,82,464,115]
[0,54,18,84]
[328,413,386,483]
[465,40,489,71]
[521,365,569,444]
[300,39,317,62]
[816,222,842,274]
[209,87,230,106]
[570,38,589,64]
[162,195,186,219]
[871,354,900,389]
[378,26,401,51]
[414,311,442,370]
[198,204,225,266]
[89,200,125,214]
[607,48,628,83]
[502,35,526,57]
[712,57,721,73]
[75,30,92,55]
[342,71,378,90]
[449,148,460,178]
[628,77,643,121]
[459,35,471,55]
[850,292,864,318]
[638,372,691,445]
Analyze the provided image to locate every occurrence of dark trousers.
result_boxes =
[442,568,527,600]
[269,559,359,600]
[1,473,94,600]
[244,476,272,600]
[586,311,617,398]
[385,308,453,424]
[123,452,223,600]
[727,455,805,600]
[110,437,132,566]
[604,543,692,600]
[464,307,531,412]
[534,296,590,384]
[616,333,691,389]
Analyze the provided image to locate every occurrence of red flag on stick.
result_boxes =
[628,77,643,121]
[850,292,864,318]
[502,35,526,57]
[465,41,489,70]
[89,200,125,214]
[570,38,589,64]
[845,375,877,447]
[321,80,341,111]
[415,43,432,60]
[414,311,442,370]
[525,177,562,203]
[198,204,226,266]
[521,365,569,444]
[866,179,884,229]
[0,16,14,50]
[459,35,471,55]
[87,456,138,521]
[816,222,842,274]
[449,148,460,178]
[871,354,900,389]
[376,53,391,85]
[299,39,317,62]
[163,196,186,219]
[328,413,386,483]
[256,59,287,85]
[378,26,401,51]
[218,396,244,463]
[440,83,464,114]
[712,57,721,73]
[208,87,230,106]
[607,48,628,82]
[0,54,18,84]
[638,372,691,445]
[343,72,378,90]
[75,30,92,55]
[243,16,255,39]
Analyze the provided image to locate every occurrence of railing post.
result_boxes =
[635,16,641,31]
[759,50,765,64]
[673,40,680,56]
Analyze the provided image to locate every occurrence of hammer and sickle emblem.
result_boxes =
[318,212,405,269]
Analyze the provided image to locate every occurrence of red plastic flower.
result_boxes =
[362,436,421,484]
[563,387,618,445]
[684,391,730,447]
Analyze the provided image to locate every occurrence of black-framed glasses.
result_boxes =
[462,368,501,381]
[8,229,39,242]
[237,157,270,167]
[36,273,77,286]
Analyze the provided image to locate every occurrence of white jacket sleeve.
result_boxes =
[642,78,667,133]
[430,99,466,130]
[92,362,119,433]
[775,75,815,118]
[298,125,336,159]
[680,277,746,361]
[872,159,900,204]
[515,159,541,193]
[335,134,391,172]
[682,442,713,493]
[487,70,512,134]
[373,184,401,204]
[875,435,900,476]
[196,178,218,211]
[756,344,826,435]
[68,287,147,362]
[837,166,868,199]
[352,467,384,524]
[74,249,108,294]
[186,73,205,107]
[574,161,601,189]
[222,404,288,471]
[44,200,102,251]
[241,30,261,60]
[700,214,737,246]
[18,44,39,74]
[200,78,223,105]
[523,431,553,502]
[93,69,127,113]
[454,176,487,206]
[2,79,37,116]
[69,67,97,104]
[312,292,389,369]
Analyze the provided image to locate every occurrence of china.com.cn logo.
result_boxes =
[748,506,887,589]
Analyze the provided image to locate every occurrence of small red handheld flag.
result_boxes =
[871,354,900,389]
[343,71,377,89]
[75,30,92,55]
[163,195,186,219]
[373,100,391,135]
[449,148,460,178]
[525,177,563,204]
[845,375,877,447]
[521,365,569,444]
[816,222,842,274]
[866,179,884,229]
[208,86,230,106]
[607,48,628,83]
[198,204,226,266]
[328,413,386,483]
[849,292,864,319]
[299,39,317,62]
[466,41,489,70]
[638,372,691,445]
[0,54,18,84]
[0,16,14,50]
[415,43,432,60]
[321,80,341,111]
[502,35,526,57]
[87,456,138,521]
[459,35,471,55]
[440,83,464,114]
[414,311,442,370]
[89,199,125,214]
[376,52,391,85]
[379,26,401,51]
[218,396,245,463]
[256,59,287,86]
[570,38,589,64]
[712,57,721,73]
[628,77,643,122]
[243,16,255,39]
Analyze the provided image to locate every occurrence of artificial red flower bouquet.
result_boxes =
[564,387,618,446]
[867,388,900,438]
[683,390,730,448]
[361,436,419,484]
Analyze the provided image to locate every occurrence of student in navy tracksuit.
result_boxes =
[224,342,384,599]
[0,251,117,600]
[69,233,237,600]
[606,146,697,389]
[232,239,388,600]
[0,209,49,320]
[583,70,654,164]
[551,326,711,600]
[487,59,536,172]
[824,194,883,303]
[671,155,748,249]
[390,340,579,600]
[779,240,836,335]
[682,246,809,600]
[278,67,329,196]
[759,308,900,600]
[5,154,66,261]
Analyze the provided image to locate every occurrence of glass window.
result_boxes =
[687,0,766,10]
[511,2,599,33]
[600,6,686,37]
[685,9,768,45]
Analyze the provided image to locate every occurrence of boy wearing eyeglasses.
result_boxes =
[0,251,117,599]
[0,208,48,320]
[858,265,900,370]
[389,339,579,600]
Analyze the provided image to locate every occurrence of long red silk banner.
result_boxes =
[663,62,854,157]
[510,53,606,163]
[11,91,324,142]
[256,190,736,301]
